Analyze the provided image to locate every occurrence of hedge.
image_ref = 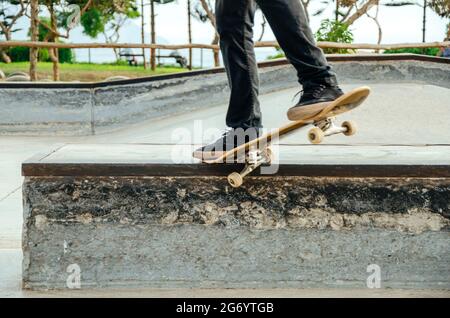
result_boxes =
[8,46,74,63]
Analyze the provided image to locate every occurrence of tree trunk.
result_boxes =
[141,0,147,69]
[258,15,267,42]
[0,29,12,63]
[212,33,220,67]
[113,48,120,61]
[187,0,192,70]
[344,0,379,25]
[422,0,427,43]
[0,50,11,63]
[150,0,156,71]
[0,4,26,63]
[199,0,220,67]
[366,5,382,53]
[29,0,39,81]
[49,4,60,81]
[335,0,339,22]
[51,48,60,81]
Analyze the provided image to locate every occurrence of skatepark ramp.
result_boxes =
[1,54,450,136]
[21,144,450,290]
[9,54,449,290]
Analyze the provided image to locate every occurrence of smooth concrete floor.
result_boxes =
[1,82,449,297]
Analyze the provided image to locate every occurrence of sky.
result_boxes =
[137,1,448,45]
[4,1,449,66]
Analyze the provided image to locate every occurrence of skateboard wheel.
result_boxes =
[308,127,325,144]
[228,172,244,188]
[264,147,274,164]
[342,121,357,136]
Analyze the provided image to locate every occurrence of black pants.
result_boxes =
[216,0,338,129]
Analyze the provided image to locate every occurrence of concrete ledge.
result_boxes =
[22,144,450,178]
[22,144,450,290]
[2,54,450,136]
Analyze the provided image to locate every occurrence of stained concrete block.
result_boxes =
[22,175,450,290]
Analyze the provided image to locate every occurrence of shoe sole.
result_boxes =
[287,101,332,121]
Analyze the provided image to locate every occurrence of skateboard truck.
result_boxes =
[197,87,371,188]
[227,147,273,188]
[227,118,357,187]
[226,118,357,187]
[308,118,357,144]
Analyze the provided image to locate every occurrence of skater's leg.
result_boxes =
[216,0,261,129]
[256,0,337,87]
[193,1,261,160]
[256,0,343,120]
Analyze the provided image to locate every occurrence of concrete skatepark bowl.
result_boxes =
[0,54,449,296]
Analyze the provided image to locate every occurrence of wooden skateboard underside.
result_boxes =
[203,86,371,165]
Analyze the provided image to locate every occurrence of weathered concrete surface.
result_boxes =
[1,56,449,136]
[22,224,450,290]
[3,249,449,298]
[23,176,450,230]
[22,176,450,290]
[333,60,450,88]
[0,88,93,135]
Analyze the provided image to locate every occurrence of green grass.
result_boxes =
[383,47,440,57]
[0,62,187,82]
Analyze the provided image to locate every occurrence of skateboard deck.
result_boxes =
[197,86,371,187]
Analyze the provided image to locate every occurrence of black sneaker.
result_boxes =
[193,127,260,161]
[287,84,344,121]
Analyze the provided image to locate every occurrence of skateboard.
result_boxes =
[199,86,371,188]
